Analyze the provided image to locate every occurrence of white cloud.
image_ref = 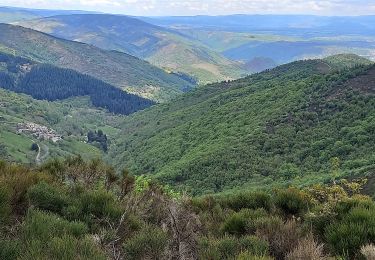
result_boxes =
[0,0,374,15]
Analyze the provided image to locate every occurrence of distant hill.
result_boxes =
[0,24,193,102]
[243,57,277,73]
[143,15,375,66]
[108,55,375,195]
[0,6,98,23]
[0,52,154,115]
[141,15,375,36]
[16,14,247,84]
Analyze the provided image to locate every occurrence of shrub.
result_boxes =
[27,182,68,214]
[222,192,272,211]
[221,209,268,235]
[216,235,239,259]
[124,225,168,259]
[22,209,88,242]
[256,218,301,259]
[0,240,20,260]
[78,189,123,224]
[20,235,106,260]
[221,212,249,236]
[198,237,222,260]
[198,235,269,260]
[239,235,269,256]
[236,251,274,260]
[325,207,375,258]
[274,187,310,217]
[286,235,326,260]
[0,165,45,214]
[0,187,11,225]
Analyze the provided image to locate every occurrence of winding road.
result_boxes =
[35,144,49,165]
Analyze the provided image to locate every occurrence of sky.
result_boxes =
[0,0,375,16]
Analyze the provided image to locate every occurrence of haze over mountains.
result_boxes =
[16,14,247,84]
[12,10,375,79]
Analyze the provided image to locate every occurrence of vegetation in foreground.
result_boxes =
[1,158,375,259]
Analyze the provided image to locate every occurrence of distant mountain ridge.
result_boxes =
[0,23,193,101]
[0,6,99,23]
[16,14,248,84]
[141,15,375,36]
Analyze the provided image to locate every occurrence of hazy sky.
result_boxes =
[1,0,375,16]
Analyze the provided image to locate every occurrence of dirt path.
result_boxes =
[35,144,49,165]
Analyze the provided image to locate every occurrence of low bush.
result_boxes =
[325,206,375,258]
[27,182,68,214]
[221,209,268,235]
[0,240,20,260]
[20,235,105,260]
[221,192,272,212]
[0,187,11,225]
[274,187,310,217]
[22,209,88,242]
[236,251,274,260]
[0,165,47,214]
[256,218,301,259]
[286,235,326,260]
[123,225,168,259]
[199,235,269,259]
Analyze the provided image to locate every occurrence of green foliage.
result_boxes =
[221,209,268,235]
[274,187,310,216]
[1,158,375,259]
[78,189,122,222]
[325,206,375,258]
[199,235,269,260]
[22,209,88,241]
[236,251,274,260]
[220,191,272,211]
[27,182,68,214]
[0,240,20,260]
[108,59,375,195]
[0,186,11,225]
[123,225,168,260]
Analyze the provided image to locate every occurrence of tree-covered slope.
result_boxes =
[0,52,154,115]
[0,24,193,102]
[16,14,247,84]
[108,56,375,195]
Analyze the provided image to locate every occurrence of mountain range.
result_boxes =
[0,23,193,102]
[16,14,248,84]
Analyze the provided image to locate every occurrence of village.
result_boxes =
[17,122,62,143]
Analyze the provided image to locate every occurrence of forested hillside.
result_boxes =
[0,52,154,115]
[108,55,375,195]
[16,14,247,84]
[0,24,193,102]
